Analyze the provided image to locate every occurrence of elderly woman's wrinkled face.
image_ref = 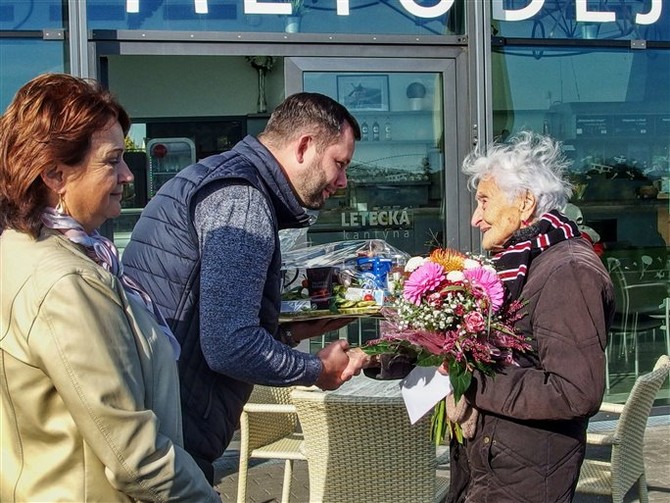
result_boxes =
[471,176,525,251]
[61,120,133,233]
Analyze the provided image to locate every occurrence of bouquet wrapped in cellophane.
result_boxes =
[362,248,532,444]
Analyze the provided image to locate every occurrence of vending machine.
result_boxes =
[146,137,196,198]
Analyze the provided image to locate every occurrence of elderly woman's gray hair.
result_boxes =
[462,131,573,217]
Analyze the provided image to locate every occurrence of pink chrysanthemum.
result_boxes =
[403,262,445,305]
[463,266,505,312]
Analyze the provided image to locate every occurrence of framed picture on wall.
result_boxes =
[337,74,390,111]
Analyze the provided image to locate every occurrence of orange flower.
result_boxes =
[429,248,466,272]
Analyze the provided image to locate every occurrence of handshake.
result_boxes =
[286,315,416,392]
[315,342,416,390]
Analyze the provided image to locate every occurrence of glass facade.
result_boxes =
[0,0,65,30]
[492,1,670,401]
[303,70,446,257]
[0,0,668,403]
[301,69,448,348]
[84,0,463,36]
[0,0,68,111]
[0,38,67,111]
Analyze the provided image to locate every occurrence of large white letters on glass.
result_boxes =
[244,0,292,15]
[398,0,454,19]
[126,0,139,13]
[194,0,208,14]
[492,0,544,21]
[336,0,350,16]
[127,0,663,27]
[635,0,662,25]
[493,0,662,27]
[576,0,614,23]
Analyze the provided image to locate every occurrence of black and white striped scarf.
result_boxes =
[492,210,580,302]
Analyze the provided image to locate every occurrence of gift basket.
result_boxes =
[280,239,411,320]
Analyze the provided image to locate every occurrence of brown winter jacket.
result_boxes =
[464,237,615,503]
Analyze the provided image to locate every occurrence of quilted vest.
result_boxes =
[122,136,309,466]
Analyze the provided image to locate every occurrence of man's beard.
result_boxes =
[302,191,326,210]
[298,157,328,210]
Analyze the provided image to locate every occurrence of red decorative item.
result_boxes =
[151,143,168,158]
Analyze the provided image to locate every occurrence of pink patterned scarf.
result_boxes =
[41,207,181,359]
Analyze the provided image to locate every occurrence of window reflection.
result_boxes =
[493,45,669,396]
[493,0,670,42]
[304,71,445,257]
[0,39,66,111]
[0,0,64,30]
[492,47,668,252]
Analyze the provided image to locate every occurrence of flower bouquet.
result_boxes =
[362,248,531,444]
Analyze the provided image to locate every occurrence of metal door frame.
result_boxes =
[285,54,471,251]
[89,35,477,250]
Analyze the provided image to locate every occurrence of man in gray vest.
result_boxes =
[122,93,366,483]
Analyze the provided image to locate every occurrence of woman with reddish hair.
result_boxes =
[0,73,218,502]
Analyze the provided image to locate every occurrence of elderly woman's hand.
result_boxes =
[341,347,373,380]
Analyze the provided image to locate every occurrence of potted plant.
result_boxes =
[245,56,276,113]
[283,0,308,33]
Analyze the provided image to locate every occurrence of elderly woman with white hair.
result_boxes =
[446,131,615,503]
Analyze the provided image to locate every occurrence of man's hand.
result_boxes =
[314,339,351,390]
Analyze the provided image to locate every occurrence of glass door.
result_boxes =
[285,57,462,258]
[285,57,464,349]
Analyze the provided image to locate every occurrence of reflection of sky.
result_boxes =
[0,0,64,31]
[0,0,454,36]
[128,124,147,151]
[494,48,670,108]
[495,48,631,107]
[493,0,670,41]
[0,40,65,113]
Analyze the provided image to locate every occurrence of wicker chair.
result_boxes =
[237,385,305,503]
[576,354,670,503]
[605,259,665,390]
[291,388,449,503]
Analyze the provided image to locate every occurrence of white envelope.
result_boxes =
[400,366,453,424]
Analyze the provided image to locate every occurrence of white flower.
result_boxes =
[446,270,465,282]
[463,258,481,270]
[483,264,497,273]
[405,256,428,273]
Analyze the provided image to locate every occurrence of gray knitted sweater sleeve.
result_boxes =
[193,182,322,386]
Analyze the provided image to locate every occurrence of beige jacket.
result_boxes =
[0,229,219,502]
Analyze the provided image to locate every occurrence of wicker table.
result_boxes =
[325,373,402,398]
[291,373,449,502]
